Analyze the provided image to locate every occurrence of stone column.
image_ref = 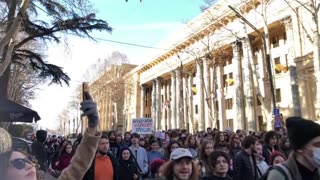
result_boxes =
[217,65,224,130]
[284,18,301,117]
[203,59,211,128]
[152,80,157,130]
[156,77,162,130]
[176,69,183,129]
[188,73,194,133]
[163,81,167,130]
[140,85,146,118]
[232,41,245,130]
[166,80,171,130]
[183,74,188,130]
[241,37,256,131]
[197,61,205,131]
[171,71,177,129]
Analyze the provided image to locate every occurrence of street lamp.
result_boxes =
[228,5,277,112]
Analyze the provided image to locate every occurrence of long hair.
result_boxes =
[58,142,75,159]
[185,135,198,149]
[161,159,199,180]
[199,141,213,161]
[0,150,40,180]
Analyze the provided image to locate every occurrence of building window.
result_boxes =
[225,98,233,110]
[276,88,281,102]
[227,119,234,130]
[223,73,234,87]
[271,35,279,48]
[274,57,281,74]
[195,105,198,114]
[192,84,197,95]
[257,97,262,106]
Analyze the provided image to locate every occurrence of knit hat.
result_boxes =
[36,130,47,143]
[0,128,12,153]
[269,150,286,165]
[286,116,320,150]
[150,158,166,174]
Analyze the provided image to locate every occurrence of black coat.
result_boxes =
[117,159,139,180]
[31,140,47,172]
[262,144,279,165]
[232,150,258,180]
[201,175,233,180]
[82,152,118,180]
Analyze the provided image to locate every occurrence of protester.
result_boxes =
[201,151,232,180]
[117,147,140,180]
[31,130,48,172]
[269,151,286,166]
[129,133,149,178]
[229,133,242,158]
[279,137,291,158]
[267,117,320,180]
[164,141,181,160]
[255,142,269,177]
[233,135,259,180]
[147,140,162,165]
[122,132,132,147]
[198,141,214,177]
[161,148,199,180]
[185,135,198,159]
[0,150,38,180]
[82,135,118,180]
[262,131,280,165]
[149,158,166,178]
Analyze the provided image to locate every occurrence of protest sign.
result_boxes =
[132,118,153,134]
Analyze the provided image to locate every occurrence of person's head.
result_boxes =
[35,130,47,143]
[286,117,320,170]
[207,127,212,134]
[280,137,290,150]
[139,138,146,147]
[215,143,230,155]
[269,151,286,166]
[264,131,279,147]
[243,135,259,154]
[170,130,179,141]
[108,131,116,142]
[150,140,160,151]
[115,134,122,144]
[255,142,263,156]
[199,141,214,160]
[0,150,37,180]
[214,131,225,143]
[98,136,110,156]
[120,148,132,161]
[59,142,74,157]
[209,151,230,177]
[229,133,240,146]
[0,128,12,153]
[161,148,199,180]
[150,158,166,178]
[124,132,131,140]
[131,133,140,145]
[185,135,197,149]
[161,140,168,148]
[168,141,181,155]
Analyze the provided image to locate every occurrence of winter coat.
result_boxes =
[233,150,258,180]
[56,154,73,171]
[31,140,47,172]
[117,159,139,180]
[266,154,320,180]
[262,144,279,165]
[57,130,101,180]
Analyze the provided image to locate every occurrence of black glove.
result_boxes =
[80,92,99,128]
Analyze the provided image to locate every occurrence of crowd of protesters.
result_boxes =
[1,92,320,180]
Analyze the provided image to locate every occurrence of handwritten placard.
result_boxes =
[132,118,153,134]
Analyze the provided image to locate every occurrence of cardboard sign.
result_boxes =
[132,118,153,134]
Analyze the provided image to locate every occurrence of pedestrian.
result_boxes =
[185,135,198,159]
[229,133,242,159]
[117,147,140,180]
[255,142,269,177]
[198,141,214,177]
[269,151,286,166]
[161,148,199,180]
[31,130,48,172]
[147,140,162,166]
[82,135,118,180]
[129,133,149,178]
[267,117,320,180]
[164,141,181,160]
[201,151,232,180]
[262,131,280,165]
[0,150,38,180]
[233,135,259,180]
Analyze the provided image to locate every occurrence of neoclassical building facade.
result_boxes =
[96,0,318,133]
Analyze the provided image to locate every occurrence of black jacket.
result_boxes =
[31,140,47,172]
[82,152,118,180]
[262,144,279,165]
[117,159,139,180]
[233,150,258,180]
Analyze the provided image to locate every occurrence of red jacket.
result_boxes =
[56,154,73,171]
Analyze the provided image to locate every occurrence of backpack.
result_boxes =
[259,164,293,180]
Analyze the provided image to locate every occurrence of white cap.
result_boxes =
[170,148,193,160]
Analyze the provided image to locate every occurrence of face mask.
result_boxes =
[305,147,320,168]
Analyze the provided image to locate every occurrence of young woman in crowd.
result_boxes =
[269,151,286,166]
[214,132,225,147]
[201,151,232,180]
[262,131,280,165]
[0,150,38,180]
[185,135,198,159]
[149,158,166,179]
[229,133,242,158]
[198,141,214,177]
[49,142,75,177]
[164,141,181,160]
[117,147,140,180]
[279,137,291,158]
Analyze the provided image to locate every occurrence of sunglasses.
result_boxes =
[10,158,35,170]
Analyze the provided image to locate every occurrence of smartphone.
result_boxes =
[82,82,90,101]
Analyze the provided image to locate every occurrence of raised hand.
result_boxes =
[80,91,99,129]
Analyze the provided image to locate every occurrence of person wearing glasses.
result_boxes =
[0,150,38,180]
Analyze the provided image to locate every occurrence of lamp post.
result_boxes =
[228,5,277,113]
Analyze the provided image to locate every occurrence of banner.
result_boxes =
[273,108,282,128]
[132,118,153,134]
